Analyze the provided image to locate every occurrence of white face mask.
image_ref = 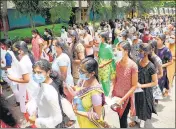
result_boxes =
[32,35,35,38]
[44,32,47,35]
[114,50,123,62]
[104,27,108,31]
[52,47,57,56]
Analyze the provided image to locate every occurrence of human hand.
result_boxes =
[29,115,36,124]
[99,64,105,68]
[7,75,14,81]
[72,104,78,113]
[137,82,142,88]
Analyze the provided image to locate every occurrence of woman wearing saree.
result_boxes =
[165,32,175,89]
[73,57,106,128]
[98,31,116,96]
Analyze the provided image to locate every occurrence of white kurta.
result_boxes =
[35,83,62,128]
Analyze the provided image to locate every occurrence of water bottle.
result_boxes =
[73,96,85,111]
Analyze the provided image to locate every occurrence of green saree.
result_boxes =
[98,43,116,96]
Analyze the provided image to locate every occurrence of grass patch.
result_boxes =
[1,23,68,40]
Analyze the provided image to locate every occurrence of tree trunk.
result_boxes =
[132,8,134,19]
[2,1,8,38]
[86,1,93,22]
[29,13,34,29]
[77,0,82,23]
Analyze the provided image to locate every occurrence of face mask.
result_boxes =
[61,29,65,33]
[44,32,47,35]
[33,74,46,84]
[79,73,90,81]
[114,50,123,62]
[168,38,175,44]
[139,53,145,59]
[132,36,137,41]
[145,31,149,35]
[32,35,35,38]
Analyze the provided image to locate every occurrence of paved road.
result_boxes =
[2,77,175,128]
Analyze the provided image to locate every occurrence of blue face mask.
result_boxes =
[33,74,46,84]
[139,53,145,59]
[79,73,90,81]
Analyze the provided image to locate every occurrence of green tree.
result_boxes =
[12,0,42,29]
[48,1,74,35]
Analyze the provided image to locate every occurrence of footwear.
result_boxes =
[13,102,20,107]
[163,90,169,97]
[139,120,145,128]
[129,121,138,127]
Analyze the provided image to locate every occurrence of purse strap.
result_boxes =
[57,91,65,128]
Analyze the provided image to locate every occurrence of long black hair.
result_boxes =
[99,31,110,43]
[69,30,79,59]
[55,38,72,61]
[0,94,17,127]
[81,57,99,82]
[14,41,35,65]
[118,40,132,59]
[33,59,66,97]
[139,43,156,65]
[1,39,13,50]
[32,29,42,38]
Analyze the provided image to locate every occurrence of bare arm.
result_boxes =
[73,52,85,65]
[8,73,30,83]
[157,65,163,79]
[140,74,158,88]
[59,66,68,81]
[74,105,102,119]
[120,71,138,104]
[84,41,94,48]
[99,59,113,68]
[162,59,173,68]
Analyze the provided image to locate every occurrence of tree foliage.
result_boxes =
[48,1,74,23]
[12,0,42,29]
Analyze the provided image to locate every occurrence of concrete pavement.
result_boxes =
[1,77,175,128]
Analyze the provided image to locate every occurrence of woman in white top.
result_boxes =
[31,59,76,128]
[52,38,74,102]
[8,41,35,113]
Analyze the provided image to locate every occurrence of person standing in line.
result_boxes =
[52,38,74,102]
[31,29,44,62]
[165,24,175,89]
[156,34,173,97]
[29,59,76,128]
[112,41,138,128]
[130,43,158,128]
[7,41,35,114]
[72,57,105,128]
[130,32,143,63]
[70,30,85,85]
[82,29,94,58]
[98,31,116,96]
[149,40,163,104]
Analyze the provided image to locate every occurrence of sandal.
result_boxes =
[129,121,138,127]
[13,102,20,107]
[163,90,169,97]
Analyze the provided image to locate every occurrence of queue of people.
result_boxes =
[0,15,175,128]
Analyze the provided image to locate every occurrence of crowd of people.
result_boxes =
[0,15,175,128]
